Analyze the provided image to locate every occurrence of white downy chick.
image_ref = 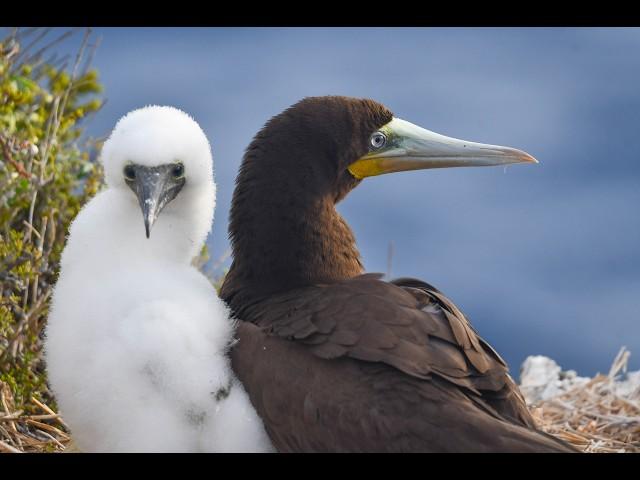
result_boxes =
[45,106,274,452]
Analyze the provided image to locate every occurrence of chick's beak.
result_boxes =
[125,164,185,238]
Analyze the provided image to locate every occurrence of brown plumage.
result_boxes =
[221,96,576,452]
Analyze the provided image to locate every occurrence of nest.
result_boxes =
[525,348,640,453]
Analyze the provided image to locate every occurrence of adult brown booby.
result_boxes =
[221,96,575,452]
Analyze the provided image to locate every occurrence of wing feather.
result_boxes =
[229,274,576,452]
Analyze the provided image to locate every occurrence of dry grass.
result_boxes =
[0,381,70,453]
[527,348,640,453]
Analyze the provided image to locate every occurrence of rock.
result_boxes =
[519,355,590,404]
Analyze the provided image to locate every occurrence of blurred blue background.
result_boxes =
[38,27,640,376]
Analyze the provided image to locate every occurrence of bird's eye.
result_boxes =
[370,132,387,150]
[172,163,185,179]
[123,164,136,181]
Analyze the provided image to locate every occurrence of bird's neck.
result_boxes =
[221,182,363,311]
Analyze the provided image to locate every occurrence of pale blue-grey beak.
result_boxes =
[348,117,537,179]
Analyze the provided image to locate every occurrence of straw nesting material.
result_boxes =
[521,347,640,453]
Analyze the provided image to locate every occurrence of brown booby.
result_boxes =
[220,96,576,452]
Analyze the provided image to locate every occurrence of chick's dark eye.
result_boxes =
[370,132,387,150]
[123,165,136,180]
[172,163,185,178]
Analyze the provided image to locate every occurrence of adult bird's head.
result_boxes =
[223,96,536,304]
[259,96,536,202]
[100,106,215,257]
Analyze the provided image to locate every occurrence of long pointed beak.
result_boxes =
[348,117,538,179]
[125,164,185,238]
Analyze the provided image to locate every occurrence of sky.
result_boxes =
[24,27,640,376]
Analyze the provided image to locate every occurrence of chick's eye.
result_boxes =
[370,132,387,150]
[172,163,185,178]
[123,165,136,180]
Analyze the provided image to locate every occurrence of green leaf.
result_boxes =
[12,75,38,92]
[15,178,30,194]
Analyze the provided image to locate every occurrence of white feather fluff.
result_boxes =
[45,106,274,452]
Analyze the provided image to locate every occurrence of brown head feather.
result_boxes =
[222,96,393,304]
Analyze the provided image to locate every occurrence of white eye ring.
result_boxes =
[370,132,387,150]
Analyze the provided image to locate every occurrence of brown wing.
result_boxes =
[230,274,576,452]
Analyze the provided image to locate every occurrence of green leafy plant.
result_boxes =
[0,27,104,438]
